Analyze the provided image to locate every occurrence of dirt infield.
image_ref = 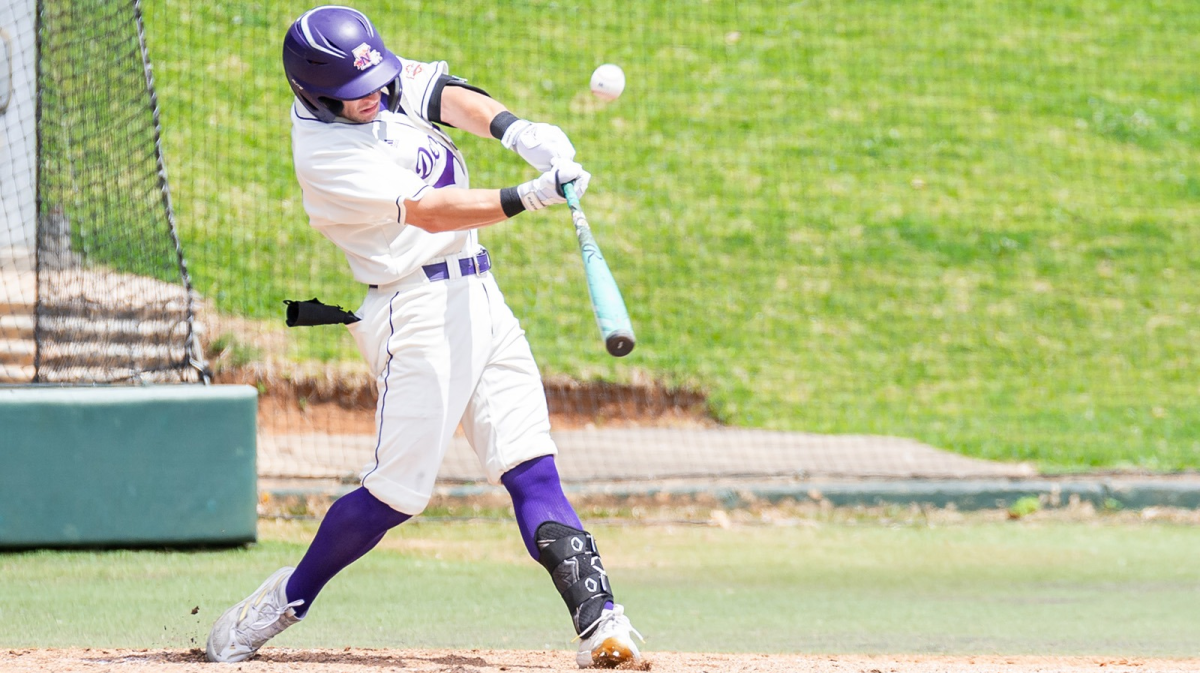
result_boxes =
[4,649,1200,673]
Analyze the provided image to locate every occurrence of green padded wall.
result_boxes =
[0,385,257,547]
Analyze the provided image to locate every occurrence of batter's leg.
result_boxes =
[500,454,582,557]
[501,456,644,668]
[285,487,411,616]
[206,489,408,663]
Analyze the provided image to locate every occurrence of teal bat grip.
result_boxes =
[563,181,636,357]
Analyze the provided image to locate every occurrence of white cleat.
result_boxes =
[576,604,644,669]
[206,567,304,663]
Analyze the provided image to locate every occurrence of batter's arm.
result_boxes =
[403,188,509,233]
[405,162,589,233]
[438,86,508,139]
[439,85,576,173]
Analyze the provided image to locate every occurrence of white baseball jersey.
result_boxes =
[291,57,476,285]
[290,58,557,515]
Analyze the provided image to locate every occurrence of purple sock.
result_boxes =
[501,455,582,560]
[285,487,410,617]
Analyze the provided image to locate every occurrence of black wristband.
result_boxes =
[489,111,521,140]
[500,186,526,217]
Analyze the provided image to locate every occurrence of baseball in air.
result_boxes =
[590,64,625,101]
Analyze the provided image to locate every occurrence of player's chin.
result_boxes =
[347,107,378,123]
[345,100,380,122]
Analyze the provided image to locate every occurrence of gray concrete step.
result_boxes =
[0,314,34,340]
[39,315,192,344]
[0,302,34,317]
[0,339,35,367]
[38,341,184,369]
[33,366,189,384]
[0,363,34,384]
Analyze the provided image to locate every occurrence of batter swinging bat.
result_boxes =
[562,181,636,357]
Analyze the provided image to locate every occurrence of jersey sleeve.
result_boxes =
[297,138,430,226]
[396,57,451,124]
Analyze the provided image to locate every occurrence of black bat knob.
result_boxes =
[605,331,636,357]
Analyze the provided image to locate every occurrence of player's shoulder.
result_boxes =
[396,57,451,118]
[397,57,448,85]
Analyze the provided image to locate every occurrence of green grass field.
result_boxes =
[3,517,1200,655]
[138,1,1200,471]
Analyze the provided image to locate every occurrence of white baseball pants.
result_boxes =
[346,262,557,515]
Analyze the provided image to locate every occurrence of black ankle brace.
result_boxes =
[535,522,614,637]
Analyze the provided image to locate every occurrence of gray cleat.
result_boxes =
[206,567,304,663]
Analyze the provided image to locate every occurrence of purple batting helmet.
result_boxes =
[282,6,403,122]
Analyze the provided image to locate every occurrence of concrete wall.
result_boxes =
[0,385,259,548]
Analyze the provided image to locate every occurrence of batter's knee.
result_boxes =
[500,454,560,493]
[361,475,434,518]
[320,487,412,544]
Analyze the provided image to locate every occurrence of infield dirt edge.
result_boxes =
[4,648,1200,673]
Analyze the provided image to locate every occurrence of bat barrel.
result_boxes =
[564,180,636,359]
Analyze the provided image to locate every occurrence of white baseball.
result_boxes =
[590,64,625,101]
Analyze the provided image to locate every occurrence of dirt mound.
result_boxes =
[213,363,715,434]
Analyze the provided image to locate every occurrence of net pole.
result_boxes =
[132,0,209,383]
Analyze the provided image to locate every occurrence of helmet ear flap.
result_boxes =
[317,97,345,117]
[383,77,402,114]
[288,78,336,123]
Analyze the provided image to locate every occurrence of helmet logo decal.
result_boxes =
[352,43,383,70]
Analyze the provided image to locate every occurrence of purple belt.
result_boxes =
[369,249,491,289]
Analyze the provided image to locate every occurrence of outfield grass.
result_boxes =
[139,1,1200,471]
[2,517,1200,655]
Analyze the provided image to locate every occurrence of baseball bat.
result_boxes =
[562,181,636,357]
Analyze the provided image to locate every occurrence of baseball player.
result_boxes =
[205,5,643,669]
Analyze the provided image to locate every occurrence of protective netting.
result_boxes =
[0,0,204,385]
[0,0,36,383]
[7,1,1198,483]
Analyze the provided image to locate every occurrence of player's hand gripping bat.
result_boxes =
[562,181,635,357]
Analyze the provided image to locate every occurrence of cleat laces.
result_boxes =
[576,604,643,644]
[236,599,303,648]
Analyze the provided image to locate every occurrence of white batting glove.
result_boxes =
[517,161,591,211]
[502,121,577,172]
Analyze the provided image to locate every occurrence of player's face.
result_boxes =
[341,90,382,123]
